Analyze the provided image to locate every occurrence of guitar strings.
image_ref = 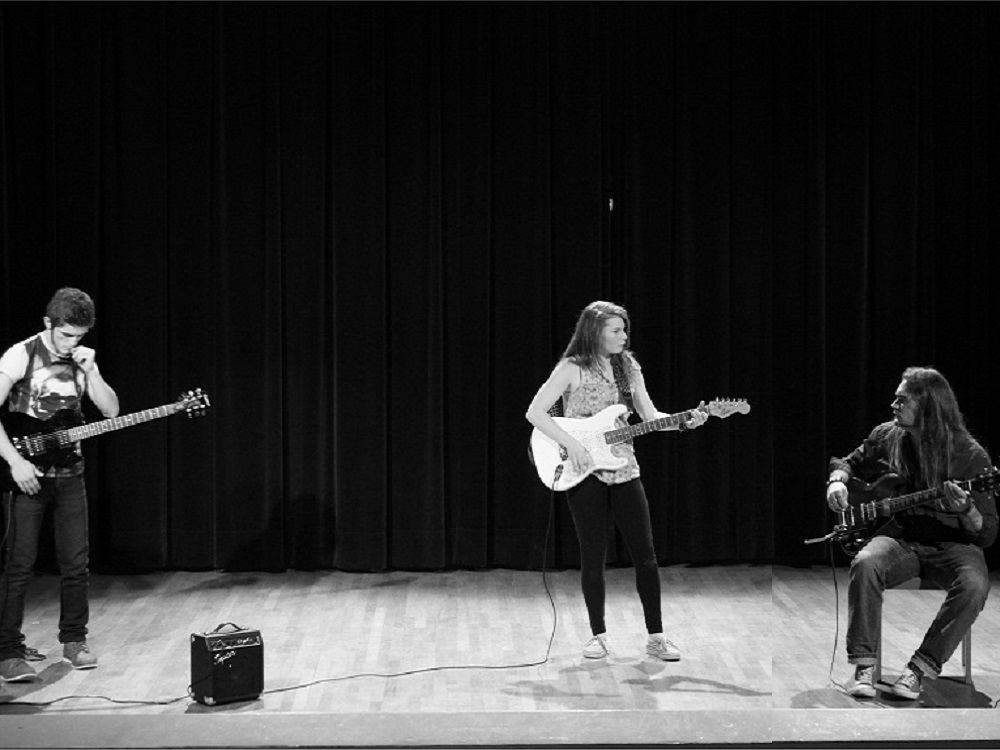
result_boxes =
[13,402,194,457]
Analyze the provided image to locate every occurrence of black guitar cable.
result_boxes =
[823,539,852,697]
[182,473,561,706]
[1,490,14,658]
[0,473,563,708]
[824,540,889,708]
[1,491,11,647]
[0,512,185,706]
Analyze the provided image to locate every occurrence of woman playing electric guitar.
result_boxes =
[525,300,706,662]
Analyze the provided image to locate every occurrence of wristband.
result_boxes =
[826,476,847,487]
[961,498,976,515]
[677,419,688,431]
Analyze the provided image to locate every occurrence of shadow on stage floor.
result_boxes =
[1,566,997,748]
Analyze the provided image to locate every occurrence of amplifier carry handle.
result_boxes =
[209,622,248,634]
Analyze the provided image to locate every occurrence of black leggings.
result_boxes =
[566,476,663,636]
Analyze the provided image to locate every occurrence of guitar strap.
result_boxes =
[611,355,635,414]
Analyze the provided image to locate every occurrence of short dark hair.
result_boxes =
[46,287,96,328]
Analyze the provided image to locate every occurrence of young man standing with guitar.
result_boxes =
[526,301,708,662]
[0,288,119,682]
[826,367,997,700]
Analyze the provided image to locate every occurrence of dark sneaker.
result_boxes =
[890,664,921,700]
[646,634,681,661]
[20,646,45,662]
[62,641,98,670]
[0,657,38,682]
[848,664,876,698]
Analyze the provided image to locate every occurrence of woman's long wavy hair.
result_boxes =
[888,366,971,488]
[561,300,633,375]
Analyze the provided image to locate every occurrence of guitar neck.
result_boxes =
[879,488,942,515]
[62,404,180,443]
[870,478,971,516]
[604,411,691,445]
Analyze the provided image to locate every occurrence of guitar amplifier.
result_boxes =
[190,623,264,706]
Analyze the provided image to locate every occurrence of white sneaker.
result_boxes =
[583,633,610,659]
[646,634,681,661]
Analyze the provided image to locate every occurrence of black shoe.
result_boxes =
[848,664,876,698]
[890,663,922,700]
[20,646,45,662]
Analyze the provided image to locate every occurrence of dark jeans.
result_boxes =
[0,467,90,658]
[847,534,990,678]
[566,476,663,636]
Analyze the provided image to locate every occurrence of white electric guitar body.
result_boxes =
[529,398,751,491]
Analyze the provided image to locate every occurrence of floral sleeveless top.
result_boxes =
[562,353,640,485]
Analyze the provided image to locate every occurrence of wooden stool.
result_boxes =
[874,577,973,686]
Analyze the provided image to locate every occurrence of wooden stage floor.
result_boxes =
[0,565,998,748]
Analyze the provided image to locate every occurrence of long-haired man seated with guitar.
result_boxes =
[826,366,997,700]
[0,288,119,683]
[526,300,709,663]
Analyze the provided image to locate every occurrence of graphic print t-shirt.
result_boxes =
[0,333,87,463]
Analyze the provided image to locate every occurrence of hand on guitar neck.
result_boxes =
[938,480,977,515]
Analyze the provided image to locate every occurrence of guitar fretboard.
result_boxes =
[64,405,179,443]
[863,478,973,519]
[16,405,183,456]
[604,412,691,445]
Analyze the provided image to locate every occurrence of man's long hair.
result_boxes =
[889,366,971,488]
[560,300,633,374]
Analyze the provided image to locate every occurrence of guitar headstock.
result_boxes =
[176,388,211,418]
[706,398,751,419]
[968,467,1000,495]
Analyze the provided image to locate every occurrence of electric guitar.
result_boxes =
[818,469,1000,556]
[0,388,210,491]
[529,398,751,491]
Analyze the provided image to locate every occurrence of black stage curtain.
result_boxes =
[0,3,996,572]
